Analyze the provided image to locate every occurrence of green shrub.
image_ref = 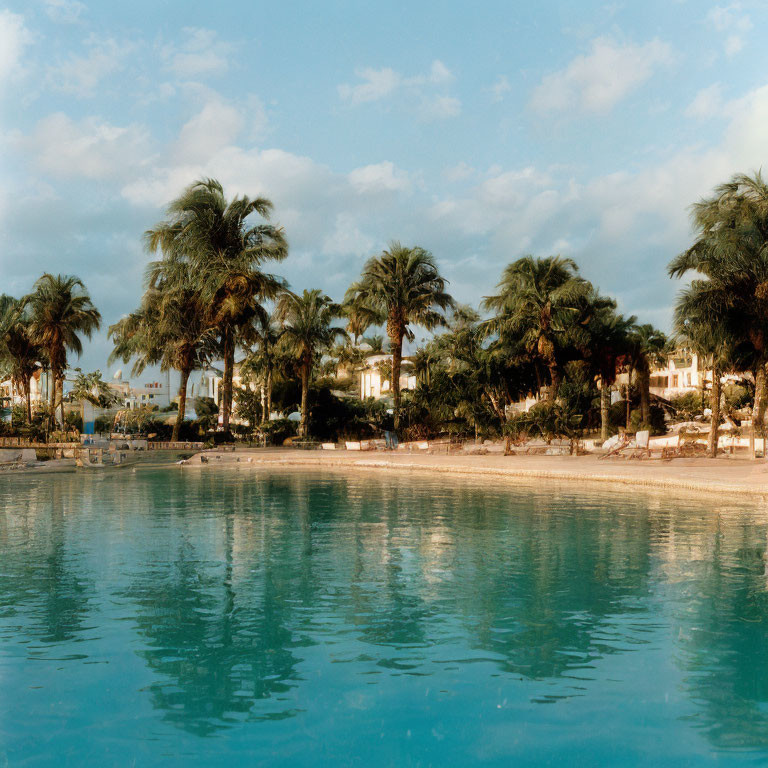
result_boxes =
[94,415,113,434]
[723,384,750,413]
[670,392,703,420]
[629,405,666,435]
[257,418,297,445]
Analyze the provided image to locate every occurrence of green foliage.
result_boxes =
[94,415,113,434]
[629,406,666,436]
[723,383,750,413]
[69,369,119,408]
[234,386,262,429]
[670,392,703,420]
[505,400,583,444]
[21,274,100,426]
[121,405,161,433]
[258,418,297,446]
[345,242,454,429]
[557,363,598,431]
[145,177,288,430]
[64,410,83,432]
[193,397,219,430]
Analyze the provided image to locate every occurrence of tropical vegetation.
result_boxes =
[4,170,768,456]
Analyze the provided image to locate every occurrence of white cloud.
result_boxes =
[489,75,511,102]
[322,213,374,256]
[724,34,744,56]
[685,83,723,119]
[48,36,133,97]
[174,99,244,164]
[530,37,672,114]
[707,4,752,56]
[162,27,232,77]
[419,60,454,86]
[443,162,475,183]
[44,0,86,24]
[18,113,152,179]
[0,10,29,86]
[338,59,459,118]
[348,161,411,193]
[337,66,400,104]
[419,94,461,121]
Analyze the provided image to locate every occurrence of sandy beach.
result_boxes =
[181,447,768,499]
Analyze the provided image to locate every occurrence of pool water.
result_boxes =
[2,468,768,766]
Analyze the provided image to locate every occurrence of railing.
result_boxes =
[0,438,79,448]
[147,441,204,450]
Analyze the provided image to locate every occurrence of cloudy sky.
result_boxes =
[2,0,768,372]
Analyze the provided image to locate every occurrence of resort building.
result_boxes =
[108,371,173,410]
[648,350,744,400]
[359,354,417,400]
[0,369,49,413]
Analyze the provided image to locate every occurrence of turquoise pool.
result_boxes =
[2,467,768,766]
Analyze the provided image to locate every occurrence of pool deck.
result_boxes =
[183,448,768,499]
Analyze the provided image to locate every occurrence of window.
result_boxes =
[672,375,679,387]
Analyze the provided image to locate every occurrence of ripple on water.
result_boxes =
[1,468,768,765]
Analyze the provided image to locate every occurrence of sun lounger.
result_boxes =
[345,441,361,451]
[321,443,336,450]
[599,433,631,459]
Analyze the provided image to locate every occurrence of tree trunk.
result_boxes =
[486,387,505,422]
[24,378,32,423]
[625,378,632,430]
[171,366,191,443]
[299,362,309,438]
[59,377,65,428]
[600,383,610,442]
[260,383,267,423]
[708,365,720,458]
[639,368,650,425]
[391,332,404,431]
[49,368,57,432]
[546,357,559,401]
[751,364,767,459]
[220,329,235,431]
[266,368,273,422]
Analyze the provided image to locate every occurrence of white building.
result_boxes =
[648,351,742,400]
[359,354,417,400]
[0,369,49,412]
[109,371,172,410]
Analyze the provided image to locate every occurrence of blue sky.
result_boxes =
[2,0,768,372]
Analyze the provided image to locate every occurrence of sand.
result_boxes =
[182,447,768,499]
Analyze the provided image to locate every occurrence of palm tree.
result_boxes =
[22,275,100,430]
[275,289,346,437]
[361,334,386,353]
[628,324,668,426]
[240,310,284,423]
[0,296,41,422]
[345,242,454,429]
[673,284,737,457]
[110,263,217,442]
[69,369,117,407]
[669,171,768,456]
[145,178,288,432]
[483,256,593,400]
[586,303,636,441]
[345,304,372,346]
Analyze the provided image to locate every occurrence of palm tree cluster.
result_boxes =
[670,171,768,457]
[395,255,668,443]
[1,275,100,430]
[9,170,768,450]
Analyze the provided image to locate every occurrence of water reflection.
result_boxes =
[2,469,768,761]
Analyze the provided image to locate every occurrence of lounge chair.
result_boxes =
[599,433,630,459]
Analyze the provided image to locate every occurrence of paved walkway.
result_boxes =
[184,448,768,498]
